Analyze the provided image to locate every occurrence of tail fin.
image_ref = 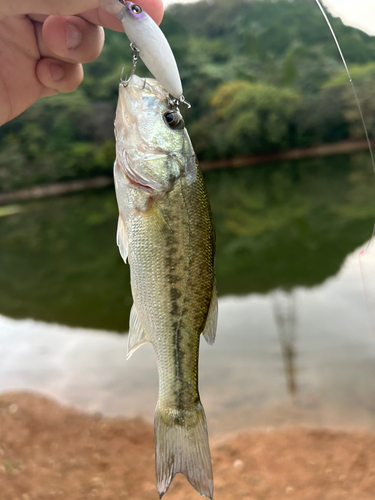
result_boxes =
[154,402,213,499]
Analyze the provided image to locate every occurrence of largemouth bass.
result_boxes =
[113,75,217,498]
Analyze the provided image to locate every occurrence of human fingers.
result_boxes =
[36,57,84,93]
[136,0,164,25]
[7,0,164,27]
[35,16,105,64]
[1,0,99,19]
[28,10,123,32]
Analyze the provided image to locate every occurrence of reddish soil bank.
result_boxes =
[1,392,375,500]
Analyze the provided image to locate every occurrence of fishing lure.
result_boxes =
[100,0,183,98]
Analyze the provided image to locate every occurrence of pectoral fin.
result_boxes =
[117,216,129,264]
[126,305,151,360]
[202,285,218,345]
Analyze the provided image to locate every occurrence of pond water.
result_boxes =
[1,151,375,435]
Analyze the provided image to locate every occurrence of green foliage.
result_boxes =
[282,50,298,86]
[323,63,375,139]
[1,0,375,191]
[211,80,301,154]
[293,88,348,146]
[324,62,375,88]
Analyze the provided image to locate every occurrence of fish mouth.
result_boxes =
[115,74,180,194]
[116,75,170,137]
[120,74,169,103]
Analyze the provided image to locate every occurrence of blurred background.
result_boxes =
[2,0,375,498]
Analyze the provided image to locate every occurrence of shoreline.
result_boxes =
[1,391,375,500]
[200,138,372,170]
[0,139,371,205]
[0,176,113,205]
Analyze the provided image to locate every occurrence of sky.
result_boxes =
[162,0,375,36]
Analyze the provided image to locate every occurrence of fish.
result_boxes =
[113,74,217,499]
[100,0,183,98]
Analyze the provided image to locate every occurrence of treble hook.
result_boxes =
[169,95,192,110]
[121,42,140,86]
[120,41,192,110]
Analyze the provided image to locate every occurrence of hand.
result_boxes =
[0,0,163,126]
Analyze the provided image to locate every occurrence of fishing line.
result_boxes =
[315,0,375,331]
[315,0,375,173]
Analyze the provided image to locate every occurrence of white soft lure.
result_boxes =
[100,0,183,98]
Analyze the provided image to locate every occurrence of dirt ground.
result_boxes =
[1,392,375,500]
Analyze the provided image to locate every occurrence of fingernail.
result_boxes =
[66,21,82,50]
[49,63,65,82]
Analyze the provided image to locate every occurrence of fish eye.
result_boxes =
[131,4,143,14]
[164,110,185,130]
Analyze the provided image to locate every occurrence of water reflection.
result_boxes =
[271,291,298,396]
[0,151,374,331]
[1,147,375,433]
[1,247,374,435]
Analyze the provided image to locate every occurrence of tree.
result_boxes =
[211,80,300,155]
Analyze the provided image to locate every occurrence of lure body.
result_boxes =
[100,0,183,98]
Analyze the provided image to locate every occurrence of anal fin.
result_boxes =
[126,305,150,360]
[202,284,218,345]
